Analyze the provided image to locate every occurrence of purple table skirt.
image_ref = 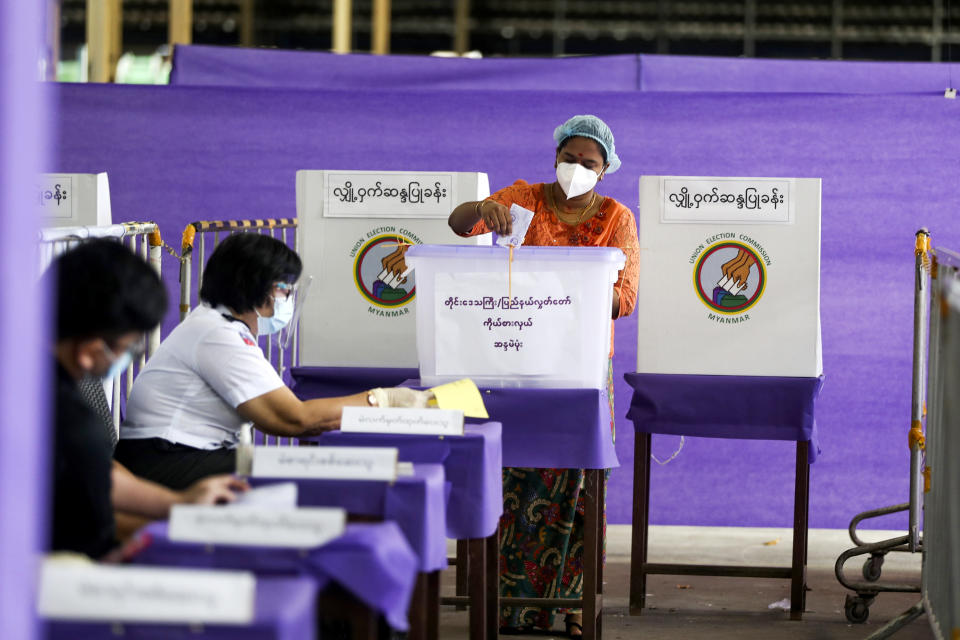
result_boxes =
[251,463,447,573]
[133,521,417,631]
[287,366,420,398]
[45,576,317,640]
[310,422,503,539]
[624,373,824,462]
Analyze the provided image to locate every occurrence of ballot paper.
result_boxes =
[230,482,298,510]
[495,204,535,248]
[429,378,489,418]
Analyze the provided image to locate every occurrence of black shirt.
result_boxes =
[50,362,116,558]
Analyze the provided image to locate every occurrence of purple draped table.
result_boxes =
[624,372,825,621]
[45,576,318,640]
[250,462,448,573]
[131,521,418,631]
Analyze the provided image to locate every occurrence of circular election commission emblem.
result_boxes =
[693,241,766,314]
[353,234,417,309]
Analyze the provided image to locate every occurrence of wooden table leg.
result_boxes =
[409,572,428,640]
[790,441,810,621]
[485,528,499,640]
[582,468,601,640]
[630,432,652,615]
[427,570,440,640]
[468,537,488,640]
[456,539,469,611]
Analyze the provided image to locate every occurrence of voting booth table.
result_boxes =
[628,176,823,620]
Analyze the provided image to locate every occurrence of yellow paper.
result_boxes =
[428,378,489,419]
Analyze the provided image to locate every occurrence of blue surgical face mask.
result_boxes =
[105,348,133,380]
[256,295,295,336]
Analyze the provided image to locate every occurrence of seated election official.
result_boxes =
[116,233,431,490]
[48,240,247,559]
[448,114,640,636]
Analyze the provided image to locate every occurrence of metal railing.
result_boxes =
[178,218,299,446]
[38,222,164,430]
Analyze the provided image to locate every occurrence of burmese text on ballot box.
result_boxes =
[39,172,111,227]
[405,245,625,389]
[636,176,822,377]
[296,170,492,368]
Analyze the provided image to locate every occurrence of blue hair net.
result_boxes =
[553,115,621,174]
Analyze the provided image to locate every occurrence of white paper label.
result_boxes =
[660,176,795,224]
[341,407,465,436]
[495,204,535,248]
[38,175,73,218]
[37,560,255,624]
[434,271,580,376]
[251,446,399,481]
[169,504,346,548]
[324,171,454,218]
[231,482,298,509]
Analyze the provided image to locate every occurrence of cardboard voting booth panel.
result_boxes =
[297,170,491,367]
[636,176,822,377]
[38,173,112,227]
[406,244,625,389]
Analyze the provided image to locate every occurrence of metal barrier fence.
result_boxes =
[178,218,299,446]
[37,222,164,430]
[922,246,960,639]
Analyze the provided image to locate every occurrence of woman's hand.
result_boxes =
[478,200,513,235]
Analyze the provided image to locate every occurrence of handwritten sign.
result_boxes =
[434,271,579,377]
[324,171,455,218]
[660,177,795,224]
[169,504,346,548]
[251,446,399,481]
[341,407,465,436]
[37,560,255,624]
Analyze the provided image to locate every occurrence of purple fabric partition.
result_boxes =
[1,4,48,640]
[638,54,960,94]
[171,44,639,91]
[52,81,960,530]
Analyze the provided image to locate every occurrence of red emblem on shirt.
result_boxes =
[241,335,256,346]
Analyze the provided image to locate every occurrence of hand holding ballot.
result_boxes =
[369,387,435,408]
[478,199,513,235]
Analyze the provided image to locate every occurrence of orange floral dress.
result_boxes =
[460,180,639,630]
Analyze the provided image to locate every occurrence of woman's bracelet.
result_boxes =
[475,199,491,219]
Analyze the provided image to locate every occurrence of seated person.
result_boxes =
[48,239,247,559]
[116,233,431,489]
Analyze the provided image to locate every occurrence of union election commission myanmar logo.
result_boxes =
[693,240,766,314]
[353,233,416,309]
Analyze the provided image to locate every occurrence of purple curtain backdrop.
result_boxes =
[50,80,960,530]
[1,3,49,640]
[171,44,960,96]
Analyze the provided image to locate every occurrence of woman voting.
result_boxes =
[448,115,640,636]
[116,233,432,489]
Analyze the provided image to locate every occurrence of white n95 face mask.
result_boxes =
[556,162,600,199]
[257,295,295,336]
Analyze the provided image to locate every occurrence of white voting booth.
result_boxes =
[39,173,112,227]
[636,176,822,377]
[296,170,491,367]
[406,245,625,389]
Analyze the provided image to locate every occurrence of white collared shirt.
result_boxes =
[120,304,284,449]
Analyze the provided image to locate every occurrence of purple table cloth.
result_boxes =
[250,463,447,573]
[624,373,823,462]
[287,366,420,398]
[310,422,503,539]
[45,576,317,640]
[132,521,417,631]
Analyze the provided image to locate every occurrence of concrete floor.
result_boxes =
[438,526,934,639]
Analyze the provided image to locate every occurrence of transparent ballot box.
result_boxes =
[406,244,625,389]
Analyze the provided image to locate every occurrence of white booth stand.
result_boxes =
[296,170,491,368]
[39,172,112,228]
[628,175,823,621]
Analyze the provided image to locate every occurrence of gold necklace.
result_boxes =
[551,187,597,226]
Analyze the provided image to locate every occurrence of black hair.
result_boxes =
[199,233,302,313]
[49,238,168,342]
[557,136,608,164]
